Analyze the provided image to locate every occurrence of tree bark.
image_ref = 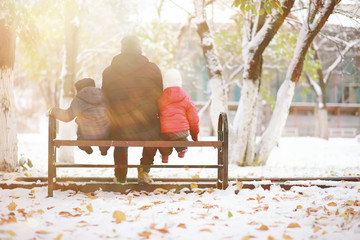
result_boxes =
[0,19,18,171]
[255,0,339,165]
[58,0,79,163]
[194,0,228,133]
[232,0,295,165]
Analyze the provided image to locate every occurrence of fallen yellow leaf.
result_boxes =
[327,202,337,206]
[200,228,211,232]
[156,228,169,234]
[192,174,200,178]
[7,201,17,211]
[313,226,321,233]
[86,204,93,212]
[139,205,152,210]
[54,233,63,240]
[190,182,198,190]
[138,231,151,238]
[296,205,303,209]
[30,189,35,194]
[7,231,16,236]
[177,223,186,228]
[59,211,81,217]
[128,196,132,205]
[324,195,333,200]
[178,197,186,201]
[287,223,301,228]
[113,210,126,223]
[237,182,244,190]
[242,236,255,240]
[36,230,49,234]
[283,234,293,239]
[86,193,98,199]
[322,231,327,235]
[258,224,269,231]
[155,188,168,194]
[268,236,275,240]
[207,188,215,193]
[37,209,45,214]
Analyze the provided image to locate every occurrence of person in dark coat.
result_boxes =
[101,36,163,183]
[49,78,110,155]
[158,69,199,163]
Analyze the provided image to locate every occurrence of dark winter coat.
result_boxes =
[101,53,163,140]
[158,86,199,141]
[51,87,110,139]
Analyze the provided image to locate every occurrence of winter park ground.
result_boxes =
[1,132,360,240]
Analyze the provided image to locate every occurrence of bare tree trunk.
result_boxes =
[0,19,18,171]
[232,0,295,165]
[306,70,329,139]
[194,0,228,133]
[312,39,359,139]
[315,107,329,138]
[255,0,339,165]
[58,0,79,163]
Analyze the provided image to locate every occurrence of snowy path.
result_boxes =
[0,134,360,239]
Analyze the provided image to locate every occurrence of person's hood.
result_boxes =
[76,87,104,105]
[110,53,149,76]
[159,87,187,105]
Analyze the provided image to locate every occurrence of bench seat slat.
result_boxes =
[54,163,221,168]
[54,140,223,147]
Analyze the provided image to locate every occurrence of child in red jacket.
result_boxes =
[158,69,199,163]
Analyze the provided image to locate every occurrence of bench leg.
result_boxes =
[217,112,229,190]
[48,116,56,197]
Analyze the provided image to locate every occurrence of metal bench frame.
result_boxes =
[48,113,228,197]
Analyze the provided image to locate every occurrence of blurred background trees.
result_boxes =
[1,0,359,168]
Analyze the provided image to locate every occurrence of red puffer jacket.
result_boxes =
[158,87,199,141]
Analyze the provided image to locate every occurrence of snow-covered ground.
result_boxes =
[1,133,360,239]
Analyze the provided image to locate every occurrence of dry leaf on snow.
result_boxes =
[7,231,16,236]
[139,205,152,210]
[200,228,211,232]
[138,231,151,238]
[113,210,126,223]
[190,182,198,190]
[177,223,186,228]
[86,193,98,199]
[86,204,93,212]
[241,236,255,240]
[287,223,301,228]
[155,188,168,194]
[7,201,17,211]
[258,224,269,231]
[283,234,293,239]
[54,233,63,240]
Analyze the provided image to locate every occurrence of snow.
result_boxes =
[1,132,360,239]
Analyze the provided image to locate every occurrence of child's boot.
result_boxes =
[178,149,187,158]
[161,155,169,163]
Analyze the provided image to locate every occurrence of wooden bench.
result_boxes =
[48,113,229,197]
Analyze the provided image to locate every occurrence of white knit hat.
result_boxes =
[163,69,182,90]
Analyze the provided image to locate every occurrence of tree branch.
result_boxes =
[323,39,360,84]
